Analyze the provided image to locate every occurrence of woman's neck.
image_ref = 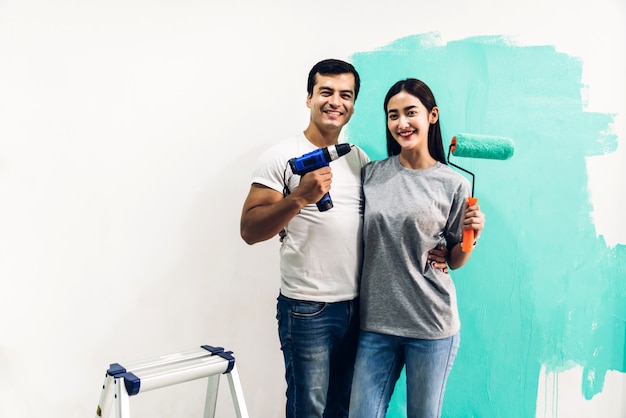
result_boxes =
[398,149,437,170]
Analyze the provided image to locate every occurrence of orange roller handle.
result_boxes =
[462,196,479,252]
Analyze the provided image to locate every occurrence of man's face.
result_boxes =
[306,73,356,132]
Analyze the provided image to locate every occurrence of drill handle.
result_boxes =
[316,192,333,212]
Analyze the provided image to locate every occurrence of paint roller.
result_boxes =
[447,133,515,252]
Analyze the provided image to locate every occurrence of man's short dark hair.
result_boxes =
[307,59,360,101]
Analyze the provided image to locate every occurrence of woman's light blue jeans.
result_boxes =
[277,293,360,418]
[349,330,460,418]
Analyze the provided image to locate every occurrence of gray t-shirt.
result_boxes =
[360,156,471,339]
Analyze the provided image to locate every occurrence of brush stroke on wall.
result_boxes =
[347,32,626,418]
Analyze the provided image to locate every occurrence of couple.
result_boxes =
[240,59,485,418]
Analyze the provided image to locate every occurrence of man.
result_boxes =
[240,58,367,417]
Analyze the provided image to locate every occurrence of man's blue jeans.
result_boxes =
[276,293,359,418]
[349,330,460,418]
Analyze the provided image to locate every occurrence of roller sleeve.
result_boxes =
[451,134,514,160]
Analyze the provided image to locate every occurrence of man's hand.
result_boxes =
[293,166,332,205]
[240,167,334,245]
[428,244,449,273]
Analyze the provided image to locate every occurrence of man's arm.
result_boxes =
[240,167,332,245]
[428,244,449,273]
[240,184,306,245]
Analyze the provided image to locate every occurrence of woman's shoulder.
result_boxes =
[362,156,398,182]
[435,162,471,191]
[365,156,396,169]
[437,162,466,178]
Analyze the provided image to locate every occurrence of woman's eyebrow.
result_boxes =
[387,105,417,114]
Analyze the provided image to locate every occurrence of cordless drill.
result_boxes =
[288,143,353,211]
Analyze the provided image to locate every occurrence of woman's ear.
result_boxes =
[429,107,439,124]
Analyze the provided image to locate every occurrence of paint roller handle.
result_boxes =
[462,196,479,252]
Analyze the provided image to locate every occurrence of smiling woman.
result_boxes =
[349,77,484,418]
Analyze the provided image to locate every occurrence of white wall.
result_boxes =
[0,1,624,417]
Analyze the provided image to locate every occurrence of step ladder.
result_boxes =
[95,344,249,418]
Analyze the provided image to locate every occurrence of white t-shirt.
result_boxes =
[251,133,370,302]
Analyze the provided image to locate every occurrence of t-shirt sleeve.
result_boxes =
[251,146,291,193]
[445,178,472,245]
[355,145,371,166]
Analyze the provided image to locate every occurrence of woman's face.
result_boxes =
[386,91,438,152]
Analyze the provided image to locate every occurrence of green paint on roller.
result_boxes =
[451,133,515,160]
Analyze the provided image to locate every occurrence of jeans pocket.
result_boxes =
[290,300,327,318]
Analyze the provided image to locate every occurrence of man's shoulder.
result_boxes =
[344,143,370,166]
[352,144,370,158]
[263,134,302,152]
[255,135,304,164]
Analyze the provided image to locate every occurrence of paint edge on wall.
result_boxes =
[585,116,626,248]
[536,365,626,418]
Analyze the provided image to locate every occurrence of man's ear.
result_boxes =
[306,94,312,109]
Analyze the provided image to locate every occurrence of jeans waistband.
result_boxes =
[278,292,358,305]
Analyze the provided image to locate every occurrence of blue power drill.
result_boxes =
[288,143,353,211]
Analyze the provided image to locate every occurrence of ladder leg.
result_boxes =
[202,374,220,418]
[114,377,131,418]
[95,373,115,418]
[226,365,249,418]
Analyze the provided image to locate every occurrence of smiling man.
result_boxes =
[240,59,369,417]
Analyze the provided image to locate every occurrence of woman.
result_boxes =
[349,79,485,418]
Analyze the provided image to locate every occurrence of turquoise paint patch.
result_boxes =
[348,33,625,417]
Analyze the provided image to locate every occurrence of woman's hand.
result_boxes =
[464,203,485,240]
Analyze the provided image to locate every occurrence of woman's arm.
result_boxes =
[447,202,485,270]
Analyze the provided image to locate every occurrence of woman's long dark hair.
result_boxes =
[384,78,446,163]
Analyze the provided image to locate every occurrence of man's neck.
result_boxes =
[303,124,341,148]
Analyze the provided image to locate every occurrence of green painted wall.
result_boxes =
[347,33,626,418]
